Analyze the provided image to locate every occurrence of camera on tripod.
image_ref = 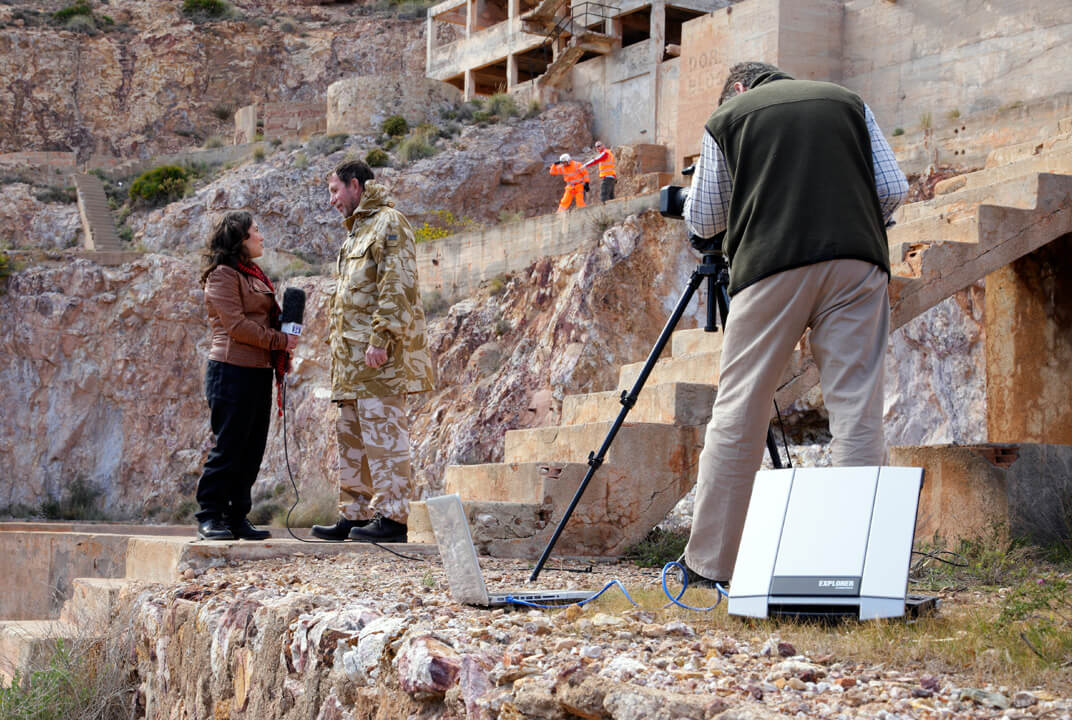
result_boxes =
[658,165,724,255]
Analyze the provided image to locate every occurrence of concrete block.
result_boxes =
[617,349,720,390]
[561,382,714,426]
[503,421,702,470]
[416,458,699,557]
[0,532,128,621]
[670,328,723,358]
[890,444,1072,546]
[59,578,131,628]
[0,621,80,686]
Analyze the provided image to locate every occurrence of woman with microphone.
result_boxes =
[194,211,298,540]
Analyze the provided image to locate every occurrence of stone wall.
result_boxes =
[673,0,1072,171]
[263,100,327,141]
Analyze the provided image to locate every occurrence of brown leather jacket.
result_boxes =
[204,265,287,368]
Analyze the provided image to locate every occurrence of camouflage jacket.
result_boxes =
[329,182,435,401]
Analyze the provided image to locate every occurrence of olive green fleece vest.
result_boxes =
[705,72,890,295]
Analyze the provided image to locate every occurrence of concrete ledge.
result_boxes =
[890,443,1072,545]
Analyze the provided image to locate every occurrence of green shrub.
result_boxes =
[891,127,905,136]
[182,0,232,19]
[0,250,12,284]
[34,186,77,204]
[128,165,190,207]
[202,135,224,149]
[421,289,450,317]
[307,133,348,156]
[52,0,93,22]
[211,103,234,122]
[525,98,542,118]
[472,109,493,124]
[252,146,266,163]
[487,92,519,118]
[63,13,98,33]
[381,115,409,137]
[397,135,436,163]
[624,527,689,568]
[366,148,390,167]
[38,478,110,521]
[293,151,309,170]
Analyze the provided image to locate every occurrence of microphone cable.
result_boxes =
[279,381,427,562]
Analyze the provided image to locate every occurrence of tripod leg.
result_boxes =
[529,269,706,582]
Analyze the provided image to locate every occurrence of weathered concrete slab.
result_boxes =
[561,382,715,427]
[890,443,1072,545]
[124,536,437,584]
[670,328,723,358]
[0,522,192,536]
[59,578,131,628]
[504,421,702,471]
[412,459,697,557]
[0,531,128,621]
[0,620,79,686]
[617,351,720,390]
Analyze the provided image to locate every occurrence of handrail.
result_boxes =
[546,0,618,44]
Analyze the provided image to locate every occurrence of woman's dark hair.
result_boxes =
[200,210,253,285]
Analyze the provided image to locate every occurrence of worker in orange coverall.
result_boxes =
[549,153,588,212]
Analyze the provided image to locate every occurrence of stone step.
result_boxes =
[413,457,696,557]
[670,328,723,358]
[59,578,131,627]
[561,381,714,426]
[503,421,702,469]
[900,143,1072,222]
[617,349,720,391]
[0,620,81,686]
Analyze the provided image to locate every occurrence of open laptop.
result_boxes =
[426,494,593,608]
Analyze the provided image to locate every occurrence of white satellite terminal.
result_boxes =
[728,466,936,621]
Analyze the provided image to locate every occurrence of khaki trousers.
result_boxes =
[684,259,890,581]
[336,394,412,523]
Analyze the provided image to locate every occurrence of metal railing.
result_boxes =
[546,0,618,44]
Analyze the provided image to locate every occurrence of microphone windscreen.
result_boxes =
[281,287,306,325]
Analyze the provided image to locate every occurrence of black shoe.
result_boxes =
[348,514,407,543]
[197,518,235,541]
[311,517,365,541]
[229,518,271,541]
[677,556,727,590]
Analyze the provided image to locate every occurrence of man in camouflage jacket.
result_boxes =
[312,161,435,543]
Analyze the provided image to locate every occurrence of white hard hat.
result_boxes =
[559,153,571,163]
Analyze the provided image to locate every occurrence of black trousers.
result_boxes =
[195,360,273,523]
[600,176,616,202]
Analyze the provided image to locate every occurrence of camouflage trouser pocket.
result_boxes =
[336,395,411,523]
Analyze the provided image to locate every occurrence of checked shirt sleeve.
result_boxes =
[866,104,909,224]
[684,130,732,240]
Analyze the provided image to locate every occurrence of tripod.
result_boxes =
[529,250,786,582]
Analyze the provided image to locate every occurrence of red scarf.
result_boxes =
[236,260,291,415]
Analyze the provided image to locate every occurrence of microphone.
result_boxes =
[280,287,306,336]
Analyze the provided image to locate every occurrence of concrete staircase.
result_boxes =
[410,119,1072,559]
[0,525,435,685]
[72,172,138,266]
[521,0,618,90]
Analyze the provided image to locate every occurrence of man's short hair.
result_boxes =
[333,160,374,189]
[718,61,781,105]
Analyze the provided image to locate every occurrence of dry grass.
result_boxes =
[0,608,139,719]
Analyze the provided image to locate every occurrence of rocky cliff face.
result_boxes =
[125,102,593,260]
[0,208,985,520]
[0,0,427,160]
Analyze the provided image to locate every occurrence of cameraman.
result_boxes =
[680,62,908,587]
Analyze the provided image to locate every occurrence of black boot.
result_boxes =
[229,518,271,541]
[348,514,407,543]
[197,517,235,541]
[311,517,365,541]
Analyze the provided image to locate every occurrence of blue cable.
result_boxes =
[504,579,638,609]
[660,561,728,611]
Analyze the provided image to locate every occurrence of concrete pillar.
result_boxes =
[426,15,436,67]
[507,53,518,90]
[466,0,474,37]
[508,0,519,21]
[984,233,1072,444]
[464,68,475,101]
[649,0,666,139]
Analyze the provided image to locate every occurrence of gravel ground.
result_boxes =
[162,548,1072,720]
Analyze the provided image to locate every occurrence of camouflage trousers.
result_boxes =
[335,394,411,523]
